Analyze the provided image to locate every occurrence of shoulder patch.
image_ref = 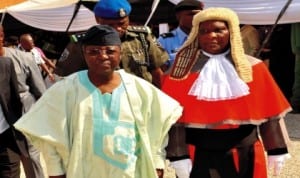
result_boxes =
[127,25,150,33]
[70,32,86,43]
[160,32,174,38]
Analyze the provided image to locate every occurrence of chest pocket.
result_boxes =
[121,42,149,79]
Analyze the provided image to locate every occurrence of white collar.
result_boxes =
[188,50,249,101]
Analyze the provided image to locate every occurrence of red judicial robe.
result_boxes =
[162,60,291,178]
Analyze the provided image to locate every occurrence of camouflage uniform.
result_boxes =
[120,26,168,82]
[55,26,168,84]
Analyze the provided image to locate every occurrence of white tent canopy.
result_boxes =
[1,0,97,32]
[170,0,300,25]
[1,0,300,32]
[7,4,97,32]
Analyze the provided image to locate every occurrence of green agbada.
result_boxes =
[14,70,182,178]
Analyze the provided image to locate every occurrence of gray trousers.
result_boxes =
[291,54,300,112]
[290,23,300,112]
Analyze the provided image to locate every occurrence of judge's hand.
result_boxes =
[268,154,291,176]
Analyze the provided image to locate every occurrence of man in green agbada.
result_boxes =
[14,25,182,178]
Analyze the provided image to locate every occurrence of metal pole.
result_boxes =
[256,0,293,58]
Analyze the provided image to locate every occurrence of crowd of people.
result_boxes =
[0,0,297,178]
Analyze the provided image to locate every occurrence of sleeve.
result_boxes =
[146,83,183,168]
[146,33,169,69]
[35,47,46,58]
[54,42,87,76]
[14,78,75,175]
[118,72,183,170]
[259,117,290,155]
[41,143,66,175]
[10,59,23,119]
[22,51,47,99]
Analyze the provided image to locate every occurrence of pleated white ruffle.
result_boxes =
[188,50,249,101]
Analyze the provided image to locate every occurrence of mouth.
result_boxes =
[99,61,111,68]
[207,43,219,48]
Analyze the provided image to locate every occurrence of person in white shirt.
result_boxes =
[19,33,56,82]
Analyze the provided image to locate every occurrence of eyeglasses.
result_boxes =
[84,47,118,57]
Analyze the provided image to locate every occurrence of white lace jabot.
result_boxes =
[188,50,249,101]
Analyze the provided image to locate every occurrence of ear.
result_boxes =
[95,16,100,24]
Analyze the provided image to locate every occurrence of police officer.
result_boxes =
[158,0,203,69]
[55,0,168,88]
[158,1,204,178]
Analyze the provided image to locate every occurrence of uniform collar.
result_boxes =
[176,27,189,44]
[123,29,138,40]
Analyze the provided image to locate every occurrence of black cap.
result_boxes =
[81,25,121,46]
[175,0,204,12]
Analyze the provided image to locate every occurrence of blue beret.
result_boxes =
[93,0,132,19]
[81,25,121,46]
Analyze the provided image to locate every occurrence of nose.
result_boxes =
[207,31,218,38]
[97,50,110,59]
[96,53,107,59]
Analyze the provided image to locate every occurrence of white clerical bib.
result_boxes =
[188,50,249,101]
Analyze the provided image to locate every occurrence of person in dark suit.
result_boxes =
[0,53,26,178]
[1,25,46,178]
